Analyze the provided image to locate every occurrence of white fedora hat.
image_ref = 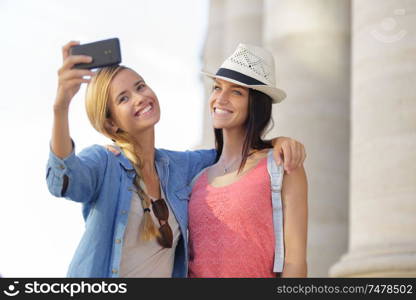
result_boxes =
[202,43,286,103]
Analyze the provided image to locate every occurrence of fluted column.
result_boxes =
[198,0,264,148]
[330,0,416,277]
[263,0,351,276]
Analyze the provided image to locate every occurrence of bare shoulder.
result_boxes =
[250,148,270,160]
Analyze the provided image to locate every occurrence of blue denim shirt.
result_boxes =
[46,144,216,278]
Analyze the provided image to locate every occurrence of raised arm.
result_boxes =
[51,41,94,158]
[47,42,105,203]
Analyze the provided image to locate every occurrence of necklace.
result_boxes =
[220,156,242,174]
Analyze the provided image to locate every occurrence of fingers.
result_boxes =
[57,56,94,90]
[295,141,303,168]
[62,41,80,60]
[272,142,283,165]
[55,42,94,107]
[60,41,93,76]
[302,145,307,164]
[64,78,91,87]
[293,141,306,168]
[290,141,298,173]
[61,55,93,72]
[298,142,306,166]
[59,69,95,82]
[288,140,302,173]
[282,140,307,174]
[273,148,283,166]
[281,142,293,174]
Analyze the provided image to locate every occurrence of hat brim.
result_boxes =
[201,71,286,103]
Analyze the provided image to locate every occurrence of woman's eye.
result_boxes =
[233,90,242,96]
[213,85,220,91]
[137,84,145,91]
[119,96,128,103]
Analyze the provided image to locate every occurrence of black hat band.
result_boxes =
[215,68,266,86]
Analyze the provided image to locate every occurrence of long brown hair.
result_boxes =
[214,89,274,173]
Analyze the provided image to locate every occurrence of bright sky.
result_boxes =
[0,0,209,277]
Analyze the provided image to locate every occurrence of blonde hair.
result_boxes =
[85,66,160,241]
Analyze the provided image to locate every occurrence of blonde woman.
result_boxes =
[188,44,308,278]
[47,41,306,277]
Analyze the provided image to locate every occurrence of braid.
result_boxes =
[115,140,160,242]
[84,65,161,242]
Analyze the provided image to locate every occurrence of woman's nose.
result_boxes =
[132,92,146,106]
[216,91,229,105]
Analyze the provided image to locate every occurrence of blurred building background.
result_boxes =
[198,0,416,277]
[0,0,414,277]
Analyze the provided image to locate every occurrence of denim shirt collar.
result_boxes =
[112,145,169,173]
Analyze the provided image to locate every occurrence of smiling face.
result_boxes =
[209,78,250,131]
[106,68,160,135]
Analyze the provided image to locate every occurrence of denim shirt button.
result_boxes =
[121,210,127,215]
[115,239,121,244]
[128,187,133,192]
[59,164,65,170]
[112,269,118,274]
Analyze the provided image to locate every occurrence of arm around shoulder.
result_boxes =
[281,166,308,277]
[186,148,217,184]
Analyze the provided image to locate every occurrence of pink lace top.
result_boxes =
[188,157,275,278]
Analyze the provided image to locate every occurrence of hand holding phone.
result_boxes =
[69,38,122,69]
[55,41,95,110]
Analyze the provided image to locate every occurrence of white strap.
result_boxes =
[267,149,285,273]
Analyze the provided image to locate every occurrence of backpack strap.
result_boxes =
[267,149,285,273]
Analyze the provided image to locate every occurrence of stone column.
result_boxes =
[263,0,351,276]
[198,0,264,148]
[330,0,416,277]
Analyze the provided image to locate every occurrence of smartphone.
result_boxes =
[69,38,122,69]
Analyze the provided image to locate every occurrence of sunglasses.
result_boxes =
[151,198,173,248]
[134,178,173,248]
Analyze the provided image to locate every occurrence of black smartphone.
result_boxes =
[69,38,122,69]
